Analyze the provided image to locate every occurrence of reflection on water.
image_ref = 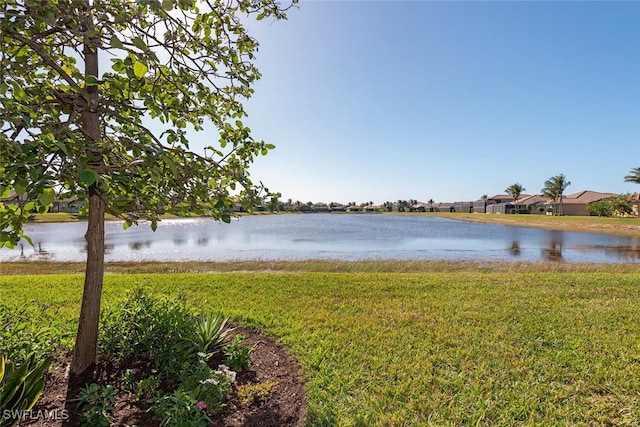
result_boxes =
[542,240,563,262]
[2,215,639,263]
[509,241,521,257]
[18,243,52,261]
[129,241,151,251]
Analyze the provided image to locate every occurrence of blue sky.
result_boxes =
[202,1,640,204]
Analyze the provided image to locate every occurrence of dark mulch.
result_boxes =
[18,327,307,427]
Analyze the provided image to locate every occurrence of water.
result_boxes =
[2,214,639,263]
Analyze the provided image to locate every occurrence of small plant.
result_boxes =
[177,356,236,413]
[121,369,136,392]
[0,353,51,427]
[189,312,235,356]
[73,383,115,427]
[153,389,212,427]
[135,375,160,401]
[224,335,251,371]
[236,380,278,406]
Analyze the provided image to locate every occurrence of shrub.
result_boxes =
[0,353,51,427]
[236,380,278,406]
[153,389,212,427]
[224,335,251,371]
[72,383,115,427]
[0,303,68,363]
[188,312,234,358]
[99,288,194,372]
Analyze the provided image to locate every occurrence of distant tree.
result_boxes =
[383,201,393,212]
[397,199,409,212]
[505,183,526,214]
[0,0,293,374]
[541,174,571,215]
[481,195,488,200]
[588,195,633,217]
[624,167,640,185]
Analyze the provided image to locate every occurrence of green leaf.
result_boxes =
[84,75,104,86]
[162,0,174,10]
[10,81,27,101]
[133,61,148,78]
[132,37,147,51]
[123,220,132,230]
[22,234,33,246]
[79,169,98,186]
[109,36,124,49]
[14,183,27,196]
[257,13,265,21]
[151,219,158,232]
[38,188,55,206]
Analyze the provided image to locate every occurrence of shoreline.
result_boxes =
[3,259,640,276]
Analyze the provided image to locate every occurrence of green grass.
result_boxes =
[2,270,640,426]
[431,212,640,237]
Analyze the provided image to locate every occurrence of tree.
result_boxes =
[587,195,633,217]
[1,0,293,374]
[541,174,571,215]
[505,183,525,214]
[624,167,640,185]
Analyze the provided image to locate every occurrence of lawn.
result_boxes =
[2,265,640,426]
[432,212,640,238]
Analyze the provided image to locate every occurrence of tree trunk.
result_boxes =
[71,1,104,374]
[70,186,105,374]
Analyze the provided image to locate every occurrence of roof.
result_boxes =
[516,194,549,205]
[561,190,619,205]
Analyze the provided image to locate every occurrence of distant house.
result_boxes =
[413,203,427,212]
[0,190,27,206]
[346,205,362,213]
[473,194,516,213]
[546,190,618,216]
[486,203,512,214]
[453,202,473,213]
[51,198,83,214]
[329,203,345,212]
[313,202,330,213]
[514,194,549,214]
[434,202,453,212]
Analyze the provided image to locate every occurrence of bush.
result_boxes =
[0,303,69,364]
[98,288,239,423]
[99,288,194,373]
[0,353,51,427]
[72,383,115,427]
[224,335,251,371]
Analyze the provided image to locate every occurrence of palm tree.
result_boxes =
[505,183,525,214]
[624,167,640,185]
[541,174,571,215]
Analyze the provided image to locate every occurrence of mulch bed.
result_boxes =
[18,327,307,427]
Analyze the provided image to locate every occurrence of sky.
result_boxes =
[195,0,640,205]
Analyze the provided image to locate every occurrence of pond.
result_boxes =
[2,214,639,263]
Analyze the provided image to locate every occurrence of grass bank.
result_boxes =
[2,267,640,425]
[432,212,640,238]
